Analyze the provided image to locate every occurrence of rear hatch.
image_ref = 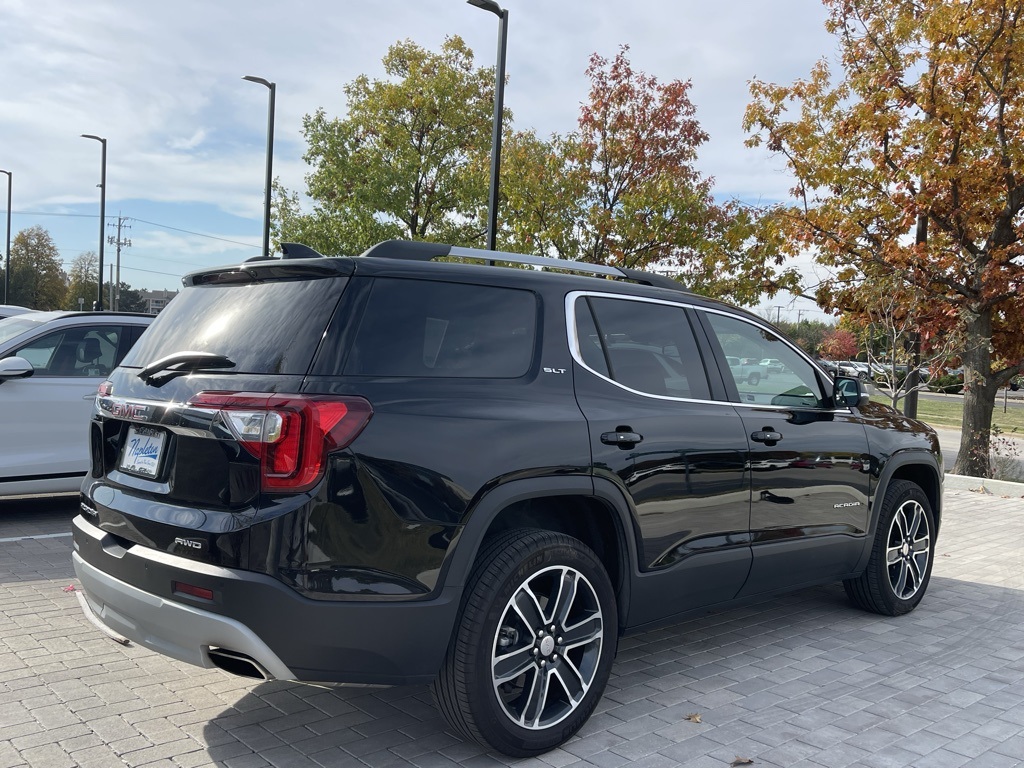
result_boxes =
[81,259,367,568]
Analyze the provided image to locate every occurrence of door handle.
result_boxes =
[601,430,643,447]
[750,429,783,445]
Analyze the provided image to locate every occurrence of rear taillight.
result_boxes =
[187,392,373,492]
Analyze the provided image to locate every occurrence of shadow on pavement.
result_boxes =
[199,575,1024,767]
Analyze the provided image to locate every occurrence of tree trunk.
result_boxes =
[952,309,997,477]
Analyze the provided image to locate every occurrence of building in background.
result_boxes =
[139,289,178,314]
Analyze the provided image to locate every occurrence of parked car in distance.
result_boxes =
[72,241,942,757]
[818,359,839,376]
[759,357,785,374]
[726,355,765,384]
[0,304,35,321]
[838,361,870,380]
[0,311,153,497]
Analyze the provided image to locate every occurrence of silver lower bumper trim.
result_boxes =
[72,552,296,680]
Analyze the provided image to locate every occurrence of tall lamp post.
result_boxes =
[0,169,10,305]
[81,135,107,310]
[467,0,508,252]
[243,75,276,260]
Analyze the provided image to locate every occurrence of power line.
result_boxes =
[9,209,260,249]
[128,217,260,249]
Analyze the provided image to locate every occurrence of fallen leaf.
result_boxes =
[684,712,702,723]
[730,759,754,767]
[62,584,76,592]
[941,553,951,557]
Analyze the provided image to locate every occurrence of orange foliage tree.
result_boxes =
[744,0,1024,477]
[500,46,800,306]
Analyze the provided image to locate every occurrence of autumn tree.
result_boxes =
[8,226,66,310]
[744,0,1024,477]
[277,36,498,255]
[64,251,99,311]
[500,47,800,305]
[819,328,859,360]
[772,318,833,357]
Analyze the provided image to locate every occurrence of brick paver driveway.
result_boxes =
[2,487,1023,768]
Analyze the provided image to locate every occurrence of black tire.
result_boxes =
[431,528,617,757]
[747,372,761,385]
[844,479,935,616]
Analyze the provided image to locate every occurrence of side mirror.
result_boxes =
[0,356,35,383]
[834,375,869,408]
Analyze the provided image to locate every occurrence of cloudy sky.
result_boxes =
[2,0,838,319]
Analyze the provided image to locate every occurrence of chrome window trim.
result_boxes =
[565,290,854,414]
[564,290,720,405]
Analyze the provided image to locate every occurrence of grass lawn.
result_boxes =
[871,392,1024,434]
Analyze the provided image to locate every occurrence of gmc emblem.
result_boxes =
[111,402,149,420]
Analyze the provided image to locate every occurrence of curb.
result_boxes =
[944,473,1024,497]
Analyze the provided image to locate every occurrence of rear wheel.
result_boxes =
[844,479,934,615]
[432,529,617,757]
[747,372,761,385]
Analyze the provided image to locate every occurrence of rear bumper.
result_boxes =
[73,551,296,679]
[71,514,461,685]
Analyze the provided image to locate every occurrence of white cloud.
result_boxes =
[1,0,836,291]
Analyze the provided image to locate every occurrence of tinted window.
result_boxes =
[16,325,123,377]
[344,279,536,378]
[704,312,825,407]
[121,278,347,375]
[578,297,710,400]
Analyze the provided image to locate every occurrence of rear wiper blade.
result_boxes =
[138,351,236,385]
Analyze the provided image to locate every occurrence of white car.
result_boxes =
[0,304,35,321]
[0,311,153,497]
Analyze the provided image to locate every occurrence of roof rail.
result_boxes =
[358,239,687,291]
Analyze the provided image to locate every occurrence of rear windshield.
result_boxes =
[120,277,347,375]
[342,278,537,378]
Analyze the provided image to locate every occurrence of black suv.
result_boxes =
[72,241,942,756]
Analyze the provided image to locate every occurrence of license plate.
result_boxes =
[120,426,166,478]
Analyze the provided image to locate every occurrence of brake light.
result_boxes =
[187,392,373,492]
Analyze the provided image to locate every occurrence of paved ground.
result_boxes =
[2,489,1024,768]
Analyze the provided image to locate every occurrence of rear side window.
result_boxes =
[343,278,536,378]
[120,278,348,375]
[575,296,710,400]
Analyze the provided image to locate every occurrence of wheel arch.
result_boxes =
[853,450,942,575]
[439,475,639,632]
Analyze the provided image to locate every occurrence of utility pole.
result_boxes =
[797,309,808,324]
[107,214,131,311]
[773,305,784,324]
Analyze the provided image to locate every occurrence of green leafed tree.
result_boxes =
[9,226,67,310]
[744,0,1024,477]
[277,36,498,255]
[116,283,147,313]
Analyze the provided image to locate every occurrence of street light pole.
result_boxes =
[0,170,10,305]
[467,0,508,252]
[243,76,276,260]
[81,135,107,310]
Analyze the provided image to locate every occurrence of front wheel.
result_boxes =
[432,529,617,757]
[844,479,935,615]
